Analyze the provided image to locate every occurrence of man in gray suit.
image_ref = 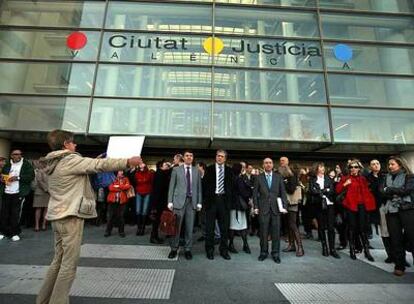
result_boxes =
[167,150,202,260]
[253,158,288,263]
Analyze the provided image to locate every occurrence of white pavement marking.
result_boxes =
[342,249,414,273]
[275,283,414,304]
[80,244,178,261]
[0,264,175,299]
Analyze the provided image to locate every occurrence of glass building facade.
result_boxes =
[0,0,413,153]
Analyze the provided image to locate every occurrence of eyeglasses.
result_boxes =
[349,165,359,169]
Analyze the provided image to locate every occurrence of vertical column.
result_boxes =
[281,17,302,140]
[401,152,414,173]
[100,15,126,133]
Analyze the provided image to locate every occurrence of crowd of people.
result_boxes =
[0,131,412,303]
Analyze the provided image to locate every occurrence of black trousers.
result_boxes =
[335,205,348,247]
[386,209,414,271]
[0,193,25,236]
[347,204,368,235]
[205,195,229,253]
[258,212,281,257]
[316,205,335,233]
[106,203,126,234]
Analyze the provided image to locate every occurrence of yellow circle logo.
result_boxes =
[203,37,224,55]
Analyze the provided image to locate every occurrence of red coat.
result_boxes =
[336,175,376,212]
[134,169,154,195]
[107,177,131,204]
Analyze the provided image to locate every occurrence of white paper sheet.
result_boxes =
[277,197,288,213]
[106,136,145,158]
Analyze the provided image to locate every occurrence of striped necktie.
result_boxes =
[217,165,224,194]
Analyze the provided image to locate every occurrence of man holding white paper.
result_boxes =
[253,158,288,264]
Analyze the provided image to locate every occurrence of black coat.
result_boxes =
[202,164,234,210]
[309,175,335,208]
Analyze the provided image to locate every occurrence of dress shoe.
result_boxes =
[184,251,193,260]
[393,269,404,276]
[119,232,126,238]
[258,254,267,261]
[220,251,231,260]
[228,243,238,254]
[168,250,177,259]
[206,251,214,260]
[282,245,296,253]
[150,237,164,244]
[272,256,281,264]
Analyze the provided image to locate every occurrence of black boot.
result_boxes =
[150,227,164,244]
[228,238,238,254]
[319,230,329,257]
[328,230,340,259]
[361,233,374,262]
[241,234,251,254]
[349,231,356,260]
[382,237,393,263]
[282,231,296,252]
[294,230,304,257]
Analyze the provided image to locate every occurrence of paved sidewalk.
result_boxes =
[0,224,413,304]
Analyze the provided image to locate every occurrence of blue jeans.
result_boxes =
[136,194,150,215]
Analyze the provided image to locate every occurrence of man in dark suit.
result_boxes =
[253,157,288,263]
[167,150,202,260]
[203,149,233,260]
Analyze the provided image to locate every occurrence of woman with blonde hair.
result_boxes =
[336,159,375,261]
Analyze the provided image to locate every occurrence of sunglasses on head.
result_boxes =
[349,165,359,169]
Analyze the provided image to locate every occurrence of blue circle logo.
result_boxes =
[333,44,353,62]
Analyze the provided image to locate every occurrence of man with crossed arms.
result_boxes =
[167,150,202,260]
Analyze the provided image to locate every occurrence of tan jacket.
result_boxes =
[42,150,128,221]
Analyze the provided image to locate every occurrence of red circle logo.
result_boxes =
[66,32,87,50]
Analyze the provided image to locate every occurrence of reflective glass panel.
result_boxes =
[332,108,414,144]
[217,37,322,70]
[214,103,330,141]
[100,32,211,65]
[215,6,319,38]
[0,62,95,95]
[319,0,414,14]
[328,74,414,108]
[106,2,212,33]
[0,95,89,132]
[215,68,326,104]
[0,30,99,61]
[321,13,414,43]
[216,0,316,7]
[325,43,414,75]
[0,1,104,28]
[89,99,210,136]
[95,65,212,99]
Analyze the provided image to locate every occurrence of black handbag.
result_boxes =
[321,197,328,210]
